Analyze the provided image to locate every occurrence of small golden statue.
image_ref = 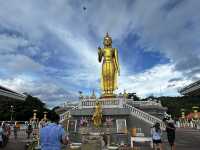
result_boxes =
[98,33,120,98]
[92,101,102,127]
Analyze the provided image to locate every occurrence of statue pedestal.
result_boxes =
[100,94,116,99]
[82,135,102,150]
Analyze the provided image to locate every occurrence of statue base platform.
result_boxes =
[100,94,117,99]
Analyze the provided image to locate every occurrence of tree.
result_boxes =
[0,95,58,121]
[127,93,140,101]
[159,96,200,119]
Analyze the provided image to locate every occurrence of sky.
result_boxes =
[0,0,200,107]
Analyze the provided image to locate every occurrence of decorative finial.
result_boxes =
[106,32,109,37]
[104,32,112,44]
[104,32,111,39]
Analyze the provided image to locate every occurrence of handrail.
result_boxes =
[124,104,165,130]
[127,100,161,106]
[80,98,124,108]
[59,105,79,122]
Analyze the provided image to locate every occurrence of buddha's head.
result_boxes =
[103,32,112,47]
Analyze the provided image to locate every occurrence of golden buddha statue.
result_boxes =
[92,101,102,127]
[98,33,120,98]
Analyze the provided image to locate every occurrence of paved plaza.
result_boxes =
[2,130,27,150]
[172,128,200,150]
[1,128,200,150]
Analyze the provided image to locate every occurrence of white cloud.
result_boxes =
[0,75,76,106]
[117,64,193,97]
[0,34,28,53]
[131,0,200,74]
[0,54,43,73]
[0,0,200,107]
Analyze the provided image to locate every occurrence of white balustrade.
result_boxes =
[59,105,79,123]
[127,99,161,107]
[60,99,165,130]
[80,98,124,109]
[124,104,165,130]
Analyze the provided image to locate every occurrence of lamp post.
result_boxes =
[10,105,14,121]
[181,109,185,119]
[30,109,39,130]
[30,109,40,149]
[40,111,48,127]
[192,106,199,120]
[180,108,186,127]
[192,106,199,129]
[43,111,48,121]
[33,109,37,121]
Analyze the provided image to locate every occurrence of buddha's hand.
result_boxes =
[98,46,101,52]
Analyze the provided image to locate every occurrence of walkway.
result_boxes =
[1,128,200,150]
[1,129,28,150]
[173,128,200,150]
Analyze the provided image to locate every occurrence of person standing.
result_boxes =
[26,123,32,139]
[13,124,18,139]
[151,122,163,150]
[163,118,176,150]
[1,123,8,146]
[6,124,11,139]
[0,124,3,147]
[40,116,69,150]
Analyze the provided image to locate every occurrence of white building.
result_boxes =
[179,80,200,96]
[0,85,26,101]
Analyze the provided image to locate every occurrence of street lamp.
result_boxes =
[43,111,48,122]
[192,106,199,119]
[30,109,39,129]
[10,105,14,121]
[181,108,185,119]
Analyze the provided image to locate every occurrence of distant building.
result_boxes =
[179,80,200,96]
[55,101,78,115]
[0,85,26,101]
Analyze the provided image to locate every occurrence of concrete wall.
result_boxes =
[127,114,153,137]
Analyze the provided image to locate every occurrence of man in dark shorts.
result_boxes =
[163,118,176,150]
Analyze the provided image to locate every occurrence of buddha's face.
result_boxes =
[104,37,112,47]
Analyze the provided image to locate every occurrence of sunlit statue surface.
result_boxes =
[98,33,120,98]
[92,101,102,127]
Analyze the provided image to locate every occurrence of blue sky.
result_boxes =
[0,0,200,107]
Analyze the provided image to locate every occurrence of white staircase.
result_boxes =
[123,103,165,130]
[59,106,78,123]
[60,101,166,130]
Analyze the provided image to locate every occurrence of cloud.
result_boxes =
[117,64,193,97]
[0,54,43,74]
[130,0,200,76]
[0,0,200,107]
[0,34,28,54]
[0,75,77,107]
[168,77,183,83]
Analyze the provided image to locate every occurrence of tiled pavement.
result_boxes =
[2,128,200,150]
